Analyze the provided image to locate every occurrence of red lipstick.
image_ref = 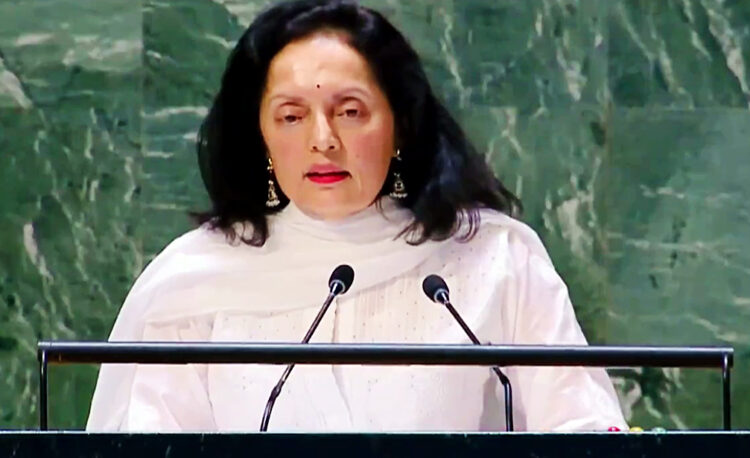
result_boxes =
[305,164,350,184]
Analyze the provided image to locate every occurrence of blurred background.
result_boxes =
[0,0,748,430]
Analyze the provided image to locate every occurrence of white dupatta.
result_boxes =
[86,198,559,431]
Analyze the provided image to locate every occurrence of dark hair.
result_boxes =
[195,0,521,246]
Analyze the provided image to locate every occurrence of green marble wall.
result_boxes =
[1,0,748,430]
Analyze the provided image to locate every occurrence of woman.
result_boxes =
[87,0,627,432]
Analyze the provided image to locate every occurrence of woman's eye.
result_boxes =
[339,109,359,118]
[282,115,300,123]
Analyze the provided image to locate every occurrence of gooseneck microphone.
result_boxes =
[422,274,515,432]
[260,264,355,432]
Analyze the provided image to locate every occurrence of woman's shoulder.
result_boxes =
[159,224,236,255]
[128,225,247,294]
[470,209,553,265]
[147,222,258,267]
[107,225,251,339]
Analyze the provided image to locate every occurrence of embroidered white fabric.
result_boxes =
[86,198,627,432]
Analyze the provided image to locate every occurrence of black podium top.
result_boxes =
[1,431,748,458]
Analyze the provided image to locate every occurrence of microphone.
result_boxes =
[422,274,514,432]
[260,264,355,432]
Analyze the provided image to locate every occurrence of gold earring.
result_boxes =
[389,149,407,200]
[266,157,280,208]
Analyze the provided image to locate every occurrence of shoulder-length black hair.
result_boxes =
[195,0,521,246]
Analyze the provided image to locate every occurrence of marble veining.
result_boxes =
[0,0,748,430]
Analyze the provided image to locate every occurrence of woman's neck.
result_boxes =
[272,197,413,243]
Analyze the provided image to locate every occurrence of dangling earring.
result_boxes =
[389,149,407,200]
[266,157,280,208]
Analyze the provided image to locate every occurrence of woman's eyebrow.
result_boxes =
[332,87,372,102]
[266,87,373,105]
[266,93,305,105]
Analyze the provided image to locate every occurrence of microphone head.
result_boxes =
[329,264,355,294]
[422,274,449,303]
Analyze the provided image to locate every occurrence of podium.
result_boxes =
[12,341,745,457]
[37,342,736,426]
[1,431,749,457]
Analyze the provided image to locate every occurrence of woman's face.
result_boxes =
[259,31,395,220]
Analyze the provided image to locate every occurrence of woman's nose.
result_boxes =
[308,112,341,153]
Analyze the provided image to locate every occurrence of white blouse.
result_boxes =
[86,200,627,432]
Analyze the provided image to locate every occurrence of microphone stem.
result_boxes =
[492,366,514,431]
[260,290,338,432]
[439,294,482,345]
[440,294,514,432]
[302,289,339,344]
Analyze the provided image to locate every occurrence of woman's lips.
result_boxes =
[305,164,350,184]
[306,171,350,184]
